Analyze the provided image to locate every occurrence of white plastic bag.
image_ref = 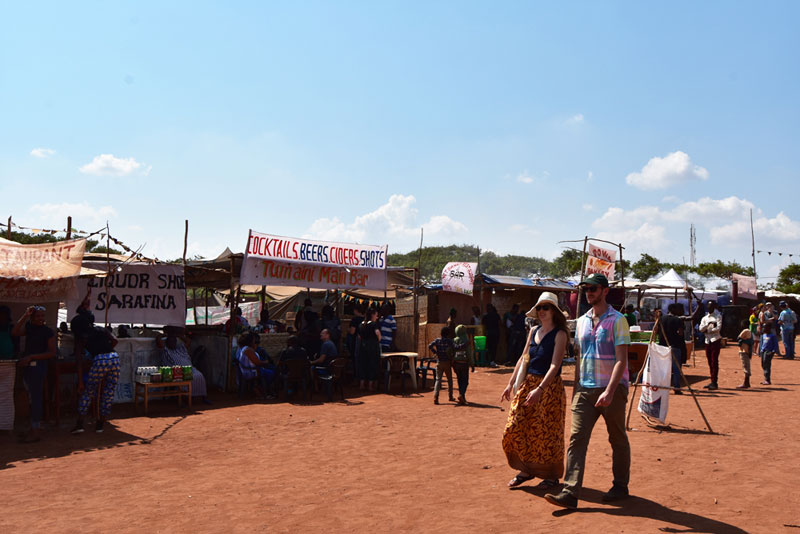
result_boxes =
[637,342,673,424]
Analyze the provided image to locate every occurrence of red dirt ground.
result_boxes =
[2,343,799,533]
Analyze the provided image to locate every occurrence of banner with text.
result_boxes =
[585,243,616,280]
[67,264,186,326]
[241,231,388,291]
[442,262,478,295]
[732,273,757,300]
[0,238,86,302]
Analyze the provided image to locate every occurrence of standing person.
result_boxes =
[378,304,397,353]
[758,324,779,386]
[70,290,95,398]
[428,326,455,404]
[471,306,482,326]
[778,301,795,359]
[446,308,458,330]
[71,326,120,434]
[658,303,687,393]
[545,273,631,510]
[762,303,780,356]
[346,304,364,360]
[501,292,568,490]
[12,306,56,443]
[452,325,475,405]
[482,304,501,368]
[358,308,382,391]
[505,304,526,367]
[750,305,762,355]
[623,305,637,327]
[698,301,723,390]
[736,321,754,389]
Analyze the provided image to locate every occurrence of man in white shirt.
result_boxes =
[698,301,723,390]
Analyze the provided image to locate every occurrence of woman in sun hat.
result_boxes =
[500,291,569,490]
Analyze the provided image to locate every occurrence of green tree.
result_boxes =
[776,263,800,294]
[550,249,582,278]
[630,253,663,281]
[693,260,754,280]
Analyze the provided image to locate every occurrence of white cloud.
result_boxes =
[625,151,709,190]
[510,224,540,236]
[587,171,594,181]
[662,195,681,204]
[711,212,800,245]
[516,172,534,184]
[79,154,148,176]
[582,204,594,211]
[27,202,117,228]
[595,222,670,251]
[565,113,584,125]
[593,196,755,230]
[306,194,467,251]
[30,148,56,158]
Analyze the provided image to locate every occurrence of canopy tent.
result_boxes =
[635,269,723,302]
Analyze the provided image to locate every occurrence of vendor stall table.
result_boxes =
[135,380,192,415]
[380,352,418,390]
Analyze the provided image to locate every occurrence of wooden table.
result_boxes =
[380,352,418,390]
[135,380,192,415]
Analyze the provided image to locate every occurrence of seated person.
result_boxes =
[156,326,211,404]
[310,328,338,377]
[236,332,276,398]
[278,335,309,366]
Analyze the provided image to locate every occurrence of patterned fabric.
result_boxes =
[78,353,120,417]
[576,306,630,388]
[163,342,207,396]
[502,374,565,480]
[428,337,455,361]
[379,315,397,349]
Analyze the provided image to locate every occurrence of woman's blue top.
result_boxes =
[527,327,561,376]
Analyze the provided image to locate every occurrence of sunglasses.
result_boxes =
[535,304,552,312]
[583,285,603,293]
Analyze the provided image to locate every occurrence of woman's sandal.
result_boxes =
[508,473,534,487]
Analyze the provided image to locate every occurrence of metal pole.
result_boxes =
[750,208,758,285]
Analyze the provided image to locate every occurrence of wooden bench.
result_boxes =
[134,380,192,415]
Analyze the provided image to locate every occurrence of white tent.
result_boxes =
[641,268,722,301]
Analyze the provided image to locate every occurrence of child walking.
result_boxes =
[758,323,779,386]
[736,320,753,389]
[452,325,475,405]
[428,326,455,404]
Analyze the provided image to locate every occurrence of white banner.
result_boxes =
[67,264,186,326]
[246,230,387,269]
[637,342,673,424]
[585,255,615,280]
[241,230,388,291]
[588,243,617,263]
[442,262,477,295]
[0,238,86,302]
[240,257,387,291]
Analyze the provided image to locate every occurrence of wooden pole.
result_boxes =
[204,288,210,325]
[750,208,758,284]
[66,216,72,239]
[618,243,625,295]
[413,267,419,355]
[6,216,11,239]
[104,222,111,326]
[576,236,588,318]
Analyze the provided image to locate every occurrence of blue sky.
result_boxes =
[1,1,798,284]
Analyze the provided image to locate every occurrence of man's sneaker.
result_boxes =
[70,424,84,435]
[544,490,578,510]
[601,485,629,502]
[707,382,718,390]
[95,421,105,433]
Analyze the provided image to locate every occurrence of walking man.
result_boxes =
[698,301,722,389]
[778,301,795,359]
[545,273,631,510]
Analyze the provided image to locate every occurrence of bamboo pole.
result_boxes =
[66,216,72,239]
[104,222,111,326]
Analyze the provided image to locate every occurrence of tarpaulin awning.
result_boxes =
[479,273,576,291]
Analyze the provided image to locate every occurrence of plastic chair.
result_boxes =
[385,355,409,394]
[316,358,346,401]
[235,361,260,399]
[416,357,437,389]
[281,358,311,401]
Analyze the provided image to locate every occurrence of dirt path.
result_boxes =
[2,344,799,533]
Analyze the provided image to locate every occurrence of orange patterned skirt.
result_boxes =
[502,373,565,480]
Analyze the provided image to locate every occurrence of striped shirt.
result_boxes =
[576,305,630,388]
[379,315,397,349]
